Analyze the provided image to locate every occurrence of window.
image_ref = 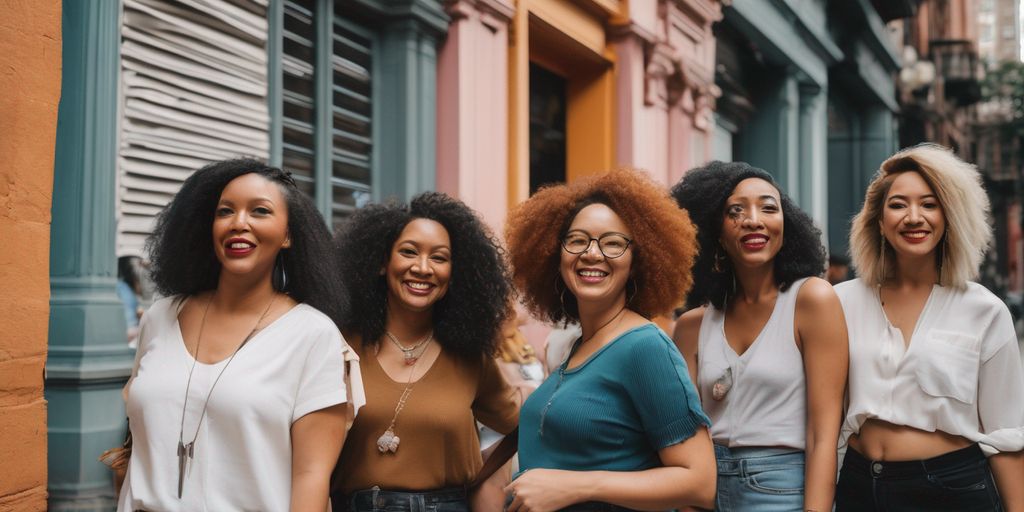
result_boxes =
[276,0,374,231]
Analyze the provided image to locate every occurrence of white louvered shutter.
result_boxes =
[118,0,270,257]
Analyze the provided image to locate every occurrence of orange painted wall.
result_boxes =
[0,1,61,510]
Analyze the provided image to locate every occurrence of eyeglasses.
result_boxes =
[561,232,633,259]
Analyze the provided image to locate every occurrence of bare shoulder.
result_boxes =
[672,306,706,353]
[795,276,841,309]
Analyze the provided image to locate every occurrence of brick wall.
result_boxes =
[0,1,61,510]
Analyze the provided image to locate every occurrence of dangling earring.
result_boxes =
[712,246,727,273]
[273,251,288,291]
[878,233,886,284]
[938,234,947,284]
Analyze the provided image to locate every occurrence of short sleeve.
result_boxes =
[472,355,520,435]
[622,331,711,450]
[292,320,348,423]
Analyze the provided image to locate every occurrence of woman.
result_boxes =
[330,192,519,512]
[835,144,1024,511]
[671,161,848,512]
[119,159,361,512]
[504,169,716,512]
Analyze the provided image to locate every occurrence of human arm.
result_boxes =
[672,307,706,393]
[473,355,521,435]
[290,404,348,512]
[977,324,1024,511]
[990,451,1024,512]
[796,278,849,512]
[504,427,716,511]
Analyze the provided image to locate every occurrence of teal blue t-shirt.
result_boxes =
[517,323,710,474]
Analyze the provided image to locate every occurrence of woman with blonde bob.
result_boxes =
[835,144,1024,511]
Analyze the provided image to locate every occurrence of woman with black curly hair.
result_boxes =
[330,192,518,512]
[671,161,848,512]
[504,169,715,512]
[118,159,362,512]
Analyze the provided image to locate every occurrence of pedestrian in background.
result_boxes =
[330,192,519,512]
[505,169,715,511]
[672,161,848,512]
[835,144,1024,511]
[118,159,360,512]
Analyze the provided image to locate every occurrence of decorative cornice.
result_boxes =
[443,0,514,24]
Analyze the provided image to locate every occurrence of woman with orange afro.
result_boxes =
[504,169,715,511]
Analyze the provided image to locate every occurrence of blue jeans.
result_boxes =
[336,487,469,512]
[835,444,1003,511]
[713,445,805,512]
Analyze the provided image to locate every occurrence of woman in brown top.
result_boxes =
[331,192,519,512]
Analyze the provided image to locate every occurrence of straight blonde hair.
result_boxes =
[849,144,991,289]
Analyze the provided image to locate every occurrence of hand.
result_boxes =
[504,469,585,512]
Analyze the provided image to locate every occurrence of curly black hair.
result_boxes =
[146,158,348,326]
[333,192,512,360]
[671,161,826,310]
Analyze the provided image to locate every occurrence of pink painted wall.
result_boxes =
[436,0,515,232]
[612,0,721,187]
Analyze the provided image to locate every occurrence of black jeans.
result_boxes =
[835,444,1003,511]
[335,487,469,512]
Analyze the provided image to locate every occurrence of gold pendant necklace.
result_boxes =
[376,337,429,454]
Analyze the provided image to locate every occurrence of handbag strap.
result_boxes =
[469,426,518,489]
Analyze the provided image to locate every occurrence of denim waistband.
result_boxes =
[843,443,985,480]
[714,444,805,476]
[346,487,467,510]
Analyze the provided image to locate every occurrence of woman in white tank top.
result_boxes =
[671,161,849,512]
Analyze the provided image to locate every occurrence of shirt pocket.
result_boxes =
[914,329,981,405]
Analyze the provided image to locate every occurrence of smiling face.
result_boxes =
[212,172,291,280]
[385,218,452,313]
[719,177,784,269]
[880,171,945,263]
[559,203,634,312]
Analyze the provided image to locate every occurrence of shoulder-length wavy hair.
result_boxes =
[671,161,826,310]
[849,144,991,289]
[505,169,697,324]
[147,158,349,327]
[334,192,511,360]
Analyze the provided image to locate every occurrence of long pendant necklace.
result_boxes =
[376,337,429,454]
[538,305,626,437]
[176,293,276,498]
[385,330,433,366]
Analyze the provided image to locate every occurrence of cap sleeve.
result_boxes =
[292,315,348,423]
[622,330,711,450]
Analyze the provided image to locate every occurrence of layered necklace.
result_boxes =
[385,330,433,365]
[376,331,432,454]
[176,293,277,498]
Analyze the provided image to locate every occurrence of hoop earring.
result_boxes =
[555,276,570,320]
[627,279,639,305]
[712,246,727,273]
[272,251,288,291]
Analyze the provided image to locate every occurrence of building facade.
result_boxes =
[27,1,947,509]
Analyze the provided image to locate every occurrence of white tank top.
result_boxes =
[697,277,809,449]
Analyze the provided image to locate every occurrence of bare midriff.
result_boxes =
[848,419,972,461]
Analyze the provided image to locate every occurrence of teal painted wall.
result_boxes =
[47,1,133,511]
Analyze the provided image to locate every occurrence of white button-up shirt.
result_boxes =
[835,278,1024,455]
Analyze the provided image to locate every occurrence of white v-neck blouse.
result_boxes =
[118,296,365,512]
[835,278,1024,455]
